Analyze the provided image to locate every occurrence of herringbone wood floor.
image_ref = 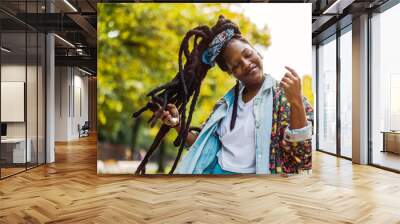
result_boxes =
[1,135,400,224]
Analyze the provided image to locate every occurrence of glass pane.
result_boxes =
[371,3,400,171]
[0,1,46,178]
[340,29,352,158]
[27,31,38,169]
[1,30,27,177]
[26,0,39,169]
[318,36,337,154]
[38,32,45,165]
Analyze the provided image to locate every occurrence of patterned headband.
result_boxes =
[201,28,235,67]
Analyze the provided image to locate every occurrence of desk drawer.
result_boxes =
[384,133,400,154]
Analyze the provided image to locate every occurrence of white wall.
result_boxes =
[1,65,26,139]
[55,67,89,141]
[72,72,89,138]
[1,65,35,137]
[55,66,69,141]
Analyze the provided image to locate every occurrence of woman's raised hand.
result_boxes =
[153,103,180,128]
[279,66,303,107]
[280,66,308,129]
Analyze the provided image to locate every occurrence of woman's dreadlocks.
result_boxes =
[132,15,250,174]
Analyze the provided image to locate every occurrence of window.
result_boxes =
[317,35,337,154]
[340,27,352,158]
[371,2,400,171]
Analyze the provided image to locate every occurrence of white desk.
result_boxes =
[1,138,32,163]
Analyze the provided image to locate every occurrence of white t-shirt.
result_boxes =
[216,87,260,173]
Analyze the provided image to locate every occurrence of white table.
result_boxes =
[1,138,32,163]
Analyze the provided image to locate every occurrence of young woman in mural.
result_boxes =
[133,15,314,175]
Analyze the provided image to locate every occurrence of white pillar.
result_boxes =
[45,1,55,163]
[352,14,369,164]
[46,33,55,163]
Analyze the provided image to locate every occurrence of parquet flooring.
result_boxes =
[1,134,400,223]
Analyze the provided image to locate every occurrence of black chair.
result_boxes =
[78,121,90,138]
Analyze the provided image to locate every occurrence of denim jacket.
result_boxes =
[175,74,314,174]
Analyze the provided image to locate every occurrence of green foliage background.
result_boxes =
[97,3,271,169]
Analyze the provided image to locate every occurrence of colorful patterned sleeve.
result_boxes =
[276,87,314,173]
[283,96,314,142]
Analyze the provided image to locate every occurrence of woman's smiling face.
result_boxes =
[222,39,264,86]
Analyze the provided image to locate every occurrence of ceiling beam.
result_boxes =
[67,13,96,46]
[322,0,356,14]
[55,55,96,72]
